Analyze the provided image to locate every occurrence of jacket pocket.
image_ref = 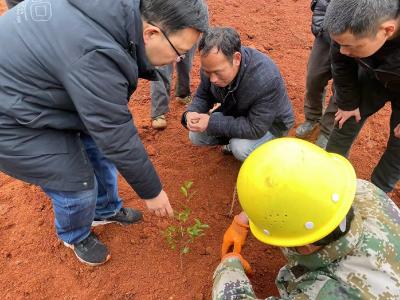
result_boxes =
[15,111,45,127]
[0,127,69,156]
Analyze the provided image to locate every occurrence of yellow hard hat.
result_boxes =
[237,137,356,247]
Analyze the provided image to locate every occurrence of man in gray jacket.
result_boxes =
[182,27,294,161]
[0,0,208,266]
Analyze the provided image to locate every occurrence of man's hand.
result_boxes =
[394,123,400,138]
[187,113,210,132]
[335,108,361,129]
[186,112,201,127]
[222,253,253,275]
[145,190,174,217]
[221,213,249,257]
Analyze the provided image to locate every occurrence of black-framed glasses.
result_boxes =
[148,21,186,63]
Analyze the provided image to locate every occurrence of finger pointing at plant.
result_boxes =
[145,189,174,217]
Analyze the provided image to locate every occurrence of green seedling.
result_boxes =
[163,181,209,268]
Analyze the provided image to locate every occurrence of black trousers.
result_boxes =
[304,35,337,137]
[326,69,400,192]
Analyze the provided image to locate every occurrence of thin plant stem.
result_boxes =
[228,185,237,217]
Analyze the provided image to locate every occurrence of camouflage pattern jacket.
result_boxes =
[213,180,400,299]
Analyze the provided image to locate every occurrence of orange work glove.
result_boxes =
[222,252,253,275]
[221,215,249,257]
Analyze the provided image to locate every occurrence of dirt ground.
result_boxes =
[1,0,399,299]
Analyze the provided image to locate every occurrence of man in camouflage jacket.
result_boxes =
[213,139,400,299]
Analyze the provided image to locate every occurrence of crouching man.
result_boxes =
[182,27,294,161]
[213,138,400,299]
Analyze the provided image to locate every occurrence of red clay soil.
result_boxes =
[1,0,399,299]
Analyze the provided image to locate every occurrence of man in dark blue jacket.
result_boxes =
[0,0,208,266]
[182,27,294,161]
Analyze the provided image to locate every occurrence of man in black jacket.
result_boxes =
[324,0,400,193]
[0,0,208,266]
[182,27,294,162]
[295,0,336,149]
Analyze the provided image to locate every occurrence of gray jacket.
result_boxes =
[0,0,162,198]
[184,47,294,140]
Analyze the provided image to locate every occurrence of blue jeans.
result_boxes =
[189,130,277,161]
[43,134,122,244]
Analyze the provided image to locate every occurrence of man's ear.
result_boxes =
[381,20,397,38]
[142,23,161,45]
[233,51,241,67]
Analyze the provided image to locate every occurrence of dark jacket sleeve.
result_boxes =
[331,42,361,110]
[206,77,286,139]
[61,49,162,199]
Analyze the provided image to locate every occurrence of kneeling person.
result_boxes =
[182,27,294,161]
[214,138,400,299]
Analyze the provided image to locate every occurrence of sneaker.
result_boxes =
[63,232,110,266]
[315,134,328,149]
[152,114,167,130]
[92,207,143,227]
[295,121,318,138]
[221,144,232,155]
[176,95,192,105]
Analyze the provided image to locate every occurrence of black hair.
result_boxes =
[198,27,241,61]
[324,0,399,37]
[140,0,209,34]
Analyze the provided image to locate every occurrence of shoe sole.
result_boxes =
[63,242,111,267]
[91,218,143,227]
[152,125,167,130]
[177,101,191,105]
